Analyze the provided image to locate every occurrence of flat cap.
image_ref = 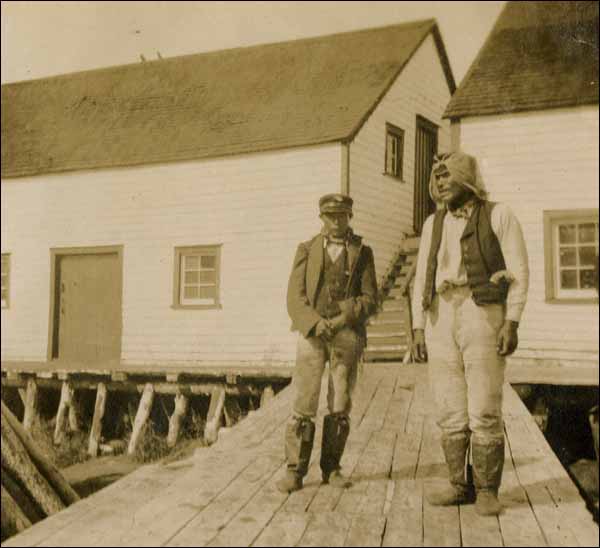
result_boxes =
[319,193,353,215]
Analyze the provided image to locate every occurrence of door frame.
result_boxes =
[47,245,124,362]
[413,114,439,235]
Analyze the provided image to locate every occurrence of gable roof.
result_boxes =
[1,19,454,179]
[445,1,599,119]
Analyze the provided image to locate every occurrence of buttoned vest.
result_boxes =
[422,201,508,310]
[315,247,350,319]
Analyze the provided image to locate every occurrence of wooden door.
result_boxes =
[56,253,122,363]
[413,116,438,235]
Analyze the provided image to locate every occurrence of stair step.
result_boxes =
[381,302,406,313]
[368,337,409,347]
[369,312,406,323]
[364,349,408,362]
[367,330,406,339]
[366,344,408,352]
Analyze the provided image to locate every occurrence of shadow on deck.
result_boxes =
[3,364,598,547]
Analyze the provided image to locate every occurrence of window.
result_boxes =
[544,210,599,302]
[173,246,221,309]
[385,123,404,180]
[1,254,9,308]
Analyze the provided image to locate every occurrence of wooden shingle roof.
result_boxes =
[445,1,599,119]
[1,19,454,178]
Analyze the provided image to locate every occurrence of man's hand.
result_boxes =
[412,329,428,363]
[497,320,519,356]
[315,319,334,341]
[328,314,347,335]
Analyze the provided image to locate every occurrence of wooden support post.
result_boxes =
[205,387,226,446]
[53,381,74,445]
[167,393,189,448]
[18,388,27,406]
[68,392,83,433]
[1,415,65,516]
[260,385,275,408]
[1,402,79,506]
[223,395,242,427]
[127,383,155,456]
[23,379,40,432]
[88,383,108,457]
[1,484,32,537]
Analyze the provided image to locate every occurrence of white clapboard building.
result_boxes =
[445,1,599,383]
[1,20,455,368]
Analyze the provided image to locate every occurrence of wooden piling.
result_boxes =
[88,383,107,457]
[260,385,275,408]
[205,387,226,445]
[23,379,39,432]
[167,393,189,448]
[127,383,155,456]
[53,382,75,445]
[223,395,242,427]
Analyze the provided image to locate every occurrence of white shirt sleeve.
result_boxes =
[411,214,435,330]
[491,203,530,323]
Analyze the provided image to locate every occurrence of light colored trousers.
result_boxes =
[425,286,506,442]
[292,328,363,418]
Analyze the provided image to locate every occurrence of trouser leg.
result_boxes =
[277,335,325,494]
[425,292,472,505]
[321,328,361,486]
[458,296,506,515]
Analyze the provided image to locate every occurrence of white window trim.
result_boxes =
[544,210,598,303]
[173,245,222,310]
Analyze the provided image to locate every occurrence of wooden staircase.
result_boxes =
[364,238,419,363]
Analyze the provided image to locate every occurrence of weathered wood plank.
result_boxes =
[205,464,288,547]
[498,437,547,547]
[382,479,423,547]
[297,511,352,547]
[252,511,311,547]
[344,514,386,547]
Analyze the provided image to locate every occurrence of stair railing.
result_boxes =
[397,260,417,363]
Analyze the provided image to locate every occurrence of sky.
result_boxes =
[1,1,506,85]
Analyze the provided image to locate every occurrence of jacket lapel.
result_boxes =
[345,235,363,294]
[307,235,324,305]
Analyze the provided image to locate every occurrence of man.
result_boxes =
[277,193,377,494]
[411,151,529,516]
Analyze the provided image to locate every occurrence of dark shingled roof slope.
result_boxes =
[1,19,454,178]
[445,1,599,119]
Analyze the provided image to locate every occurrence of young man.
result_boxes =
[277,193,377,494]
[411,151,529,516]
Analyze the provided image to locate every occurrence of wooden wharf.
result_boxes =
[2,364,598,547]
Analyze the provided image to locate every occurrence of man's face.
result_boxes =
[435,171,473,207]
[321,212,351,237]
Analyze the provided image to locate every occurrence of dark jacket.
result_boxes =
[287,232,378,338]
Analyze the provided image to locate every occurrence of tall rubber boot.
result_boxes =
[472,437,505,516]
[320,414,352,487]
[426,432,475,506]
[276,416,315,494]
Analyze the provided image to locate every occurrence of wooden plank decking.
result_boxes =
[2,364,598,548]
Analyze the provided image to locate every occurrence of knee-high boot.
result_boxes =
[276,416,315,493]
[426,432,475,506]
[472,437,504,516]
[320,414,352,488]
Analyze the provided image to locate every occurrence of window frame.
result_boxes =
[543,209,599,304]
[172,245,222,310]
[384,122,405,181]
[1,253,10,309]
